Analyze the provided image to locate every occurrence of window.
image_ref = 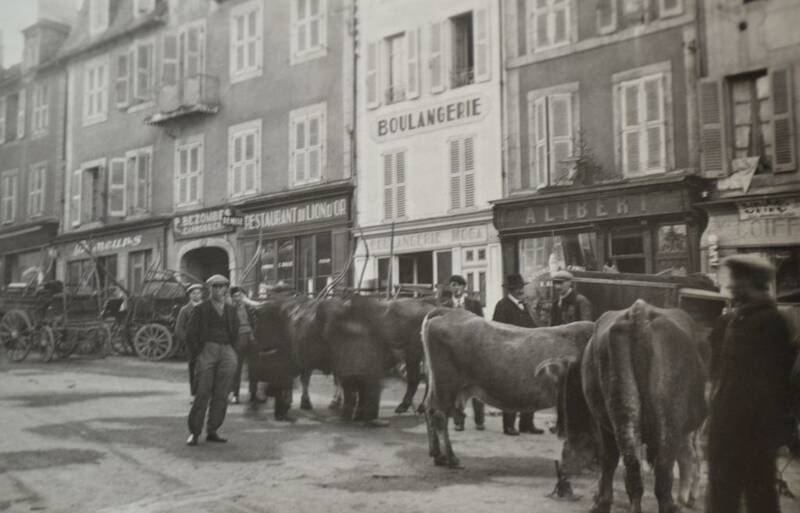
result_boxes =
[129,250,152,293]
[366,29,420,109]
[108,158,126,216]
[700,68,796,176]
[16,91,25,139]
[132,39,155,103]
[428,8,490,95]
[175,136,203,207]
[134,0,155,16]
[597,0,618,34]
[24,34,40,69]
[32,83,48,134]
[656,223,688,273]
[230,0,263,83]
[609,229,646,273]
[72,162,104,226]
[615,68,670,176]
[528,0,571,53]
[451,13,474,88]
[228,119,261,197]
[290,104,325,186]
[84,56,108,125]
[89,0,109,36]
[449,136,476,210]
[385,33,406,103]
[383,150,407,220]
[291,0,326,64]
[520,232,598,278]
[27,163,46,217]
[0,93,23,142]
[528,85,578,188]
[297,232,332,294]
[126,147,153,213]
[1,170,18,223]
[659,0,683,18]
[0,97,5,143]
[162,21,206,103]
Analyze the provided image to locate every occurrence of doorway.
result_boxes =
[181,246,229,282]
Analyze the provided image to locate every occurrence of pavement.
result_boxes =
[1,355,798,513]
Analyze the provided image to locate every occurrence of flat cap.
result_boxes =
[721,254,775,282]
[186,283,204,293]
[447,274,467,286]
[551,270,574,282]
[205,274,230,285]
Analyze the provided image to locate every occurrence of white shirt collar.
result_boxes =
[507,294,526,310]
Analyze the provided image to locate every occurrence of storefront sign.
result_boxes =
[173,207,240,240]
[497,190,685,230]
[738,198,800,220]
[243,197,348,233]
[72,234,143,257]
[369,225,490,253]
[706,212,800,247]
[372,94,489,141]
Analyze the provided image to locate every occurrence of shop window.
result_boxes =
[377,257,391,291]
[1,170,18,223]
[519,232,598,279]
[609,230,646,274]
[291,0,326,64]
[27,163,46,217]
[527,0,571,54]
[297,232,332,295]
[97,255,118,289]
[465,270,487,307]
[449,136,476,210]
[230,0,263,83]
[277,238,295,289]
[259,241,277,285]
[656,224,689,274]
[383,150,407,220]
[436,250,452,286]
[290,104,325,187]
[399,252,433,286]
[776,249,800,301]
[528,85,578,188]
[228,119,261,198]
[129,250,152,293]
[66,259,94,292]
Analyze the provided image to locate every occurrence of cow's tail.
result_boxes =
[419,308,449,412]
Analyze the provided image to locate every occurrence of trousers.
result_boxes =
[231,332,254,398]
[503,411,535,431]
[188,342,237,436]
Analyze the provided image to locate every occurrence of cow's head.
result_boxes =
[556,359,598,475]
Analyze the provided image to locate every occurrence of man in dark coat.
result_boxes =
[442,274,485,432]
[492,273,543,435]
[706,255,798,513]
[550,270,593,325]
[185,274,239,446]
[229,286,258,404]
[175,283,204,397]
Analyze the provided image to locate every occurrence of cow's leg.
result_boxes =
[340,377,358,421]
[620,448,644,513]
[676,433,699,509]
[591,426,620,513]
[654,443,679,513]
[299,369,313,410]
[431,409,461,468]
[356,377,387,427]
[425,408,441,459]
[396,351,421,414]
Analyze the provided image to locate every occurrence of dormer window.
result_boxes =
[89,0,110,36]
[134,0,155,16]
[24,34,40,69]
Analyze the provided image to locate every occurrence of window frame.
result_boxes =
[527,0,573,54]
[89,0,110,36]
[229,0,263,84]
[289,103,326,188]
[175,134,204,208]
[382,148,408,221]
[527,82,580,189]
[107,157,127,217]
[1,169,18,224]
[228,119,262,198]
[31,82,49,135]
[0,96,6,143]
[83,55,109,126]
[126,146,153,214]
[290,0,327,65]
[384,32,406,104]
[131,37,156,105]
[447,134,478,212]
[27,162,46,218]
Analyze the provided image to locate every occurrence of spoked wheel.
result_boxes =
[133,323,173,361]
[1,310,34,362]
[30,326,56,363]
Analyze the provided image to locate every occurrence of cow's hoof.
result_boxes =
[415,403,426,415]
[395,402,411,414]
[589,502,611,513]
[300,397,313,411]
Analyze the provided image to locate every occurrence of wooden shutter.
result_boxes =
[366,41,380,109]
[108,158,126,216]
[70,169,81,225]
[549,93,573,184]
[474,7,491,83]
[771,67,796,173]
[698,78,726,177]
[644,75,664,171]
[597,0,617,33]
[186,25,205,78]
[449,138,461,209]
[17,90,25,139]
[622,82,641,175]
[430,21,445,94]
[396,151,407,217]
[534,96,548,188]
[0,97,5,143]
[383,153,394,219]
[406,29,420,100]
[308,113,323,180]
[463,137,476,207]
[116,52,130,107]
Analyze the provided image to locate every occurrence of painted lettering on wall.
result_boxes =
[370,225,489,253]
[174,207,240,240]
[738,198,800,220]
[372,95,489,141]
[72,235,143,257]
[707,214,800,245]
[243,197,348,232]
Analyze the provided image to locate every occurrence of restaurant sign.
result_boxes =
[242,197,348,233]
[372,94,488,141]
[174,207,242,240]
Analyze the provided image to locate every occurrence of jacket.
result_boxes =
[492,296,537,328]
[442,295,484,317]
[174,301,197,344]
[550,289,593,326]
[185,299,239,357]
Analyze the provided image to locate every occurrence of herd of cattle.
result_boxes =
[252,294,754,513]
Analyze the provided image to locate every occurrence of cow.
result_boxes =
[559,299,707,513]
[419,306,595,468]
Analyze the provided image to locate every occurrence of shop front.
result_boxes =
[700,193,800,300]
[236,185,352,297]
[493,176,707,281]
[55,218,169,293]
[0,219,60,285]
[170,206,242,283]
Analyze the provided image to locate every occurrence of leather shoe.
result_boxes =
[475,423,485,431]
[503,427,520,436]
[186,434,199,446]
[206,433,228,443]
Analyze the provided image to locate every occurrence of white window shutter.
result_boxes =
[549,93,573,184]
[116,52,130,106]
[71,169,81,225]
[534,95,548,188]
[17,90,25,139]
[383,153,394,220]
[698,78,726,177]
[449,138,461,209]
[771,67,796,173]
[430,21,445,94]
[474,7,491,83]
[622,83,641,175]
[463,137,476,207]
[406,29,420,100]
[308,114,322,180]
[366,41,380,109]
[643,75,664,171]
[396,151,407,218]
[108,158,126,216]
[553,2,568,45]
[0,97,5,143]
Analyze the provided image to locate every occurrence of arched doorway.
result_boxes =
[181,246,230,282]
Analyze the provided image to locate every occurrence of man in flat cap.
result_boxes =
[550,270,593,326]
[442,274,486,432]
[175,283,204,397]
[492,274,543,435]
[706,255,798,513]
[185,274,239,446]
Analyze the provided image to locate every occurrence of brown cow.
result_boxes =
[560,299,707,513]
[420,307,594,468]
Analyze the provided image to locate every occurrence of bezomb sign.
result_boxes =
[174,207,241,239]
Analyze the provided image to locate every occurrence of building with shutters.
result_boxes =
[55,0,355,297]
[494,0,707,286]
[353,0,504,310]
[697,0,800,299]
[0,9,72,286]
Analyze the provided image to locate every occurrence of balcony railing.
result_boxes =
[145,74,220,125]
[451,67,475,88]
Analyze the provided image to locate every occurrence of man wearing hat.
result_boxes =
[492,273,543,436]
[549,270,593,326]
[706,255,798,513]
[185,274,239,446]
[442,274,485,432]
[175,283,204,397]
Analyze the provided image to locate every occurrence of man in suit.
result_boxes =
[175,283,204,397]
[550,270,593,325]
[185,274,239,446]
[442,274,485,432]
[492,273,544,436]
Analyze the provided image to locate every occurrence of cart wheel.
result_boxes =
[31,326,56,363]
[1,310,34,362]
[134,323,173,361]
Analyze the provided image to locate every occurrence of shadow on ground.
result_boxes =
[0,448,105,473]
[3,391,168,408]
